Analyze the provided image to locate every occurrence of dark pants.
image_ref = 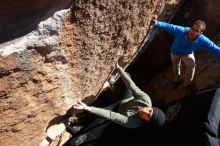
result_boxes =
[203,89,220,146]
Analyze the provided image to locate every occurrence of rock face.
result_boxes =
[0,7,73,146]
[59,0,183,102]
[0,0,72,43]
[59,0,159,102]
[3,0,218,145]
[0,0,220,146]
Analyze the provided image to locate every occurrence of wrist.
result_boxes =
[86,106,91,112]
[117,66,122,70]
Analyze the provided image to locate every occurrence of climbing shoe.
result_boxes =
[67,116,78,125]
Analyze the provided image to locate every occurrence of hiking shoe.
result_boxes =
[185,83,198,93]
[68,116,78,125]
[172,80,182,89]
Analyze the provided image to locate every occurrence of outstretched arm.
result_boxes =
[201,37,220,60]
[73,100,129,127]
[115,63,152,107]
[150,15,186,37]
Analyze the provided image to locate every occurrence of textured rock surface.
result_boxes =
[59,0,182,101]
[3,0,219,145]
[0,9,73,146]
[0,0,183,146]
[0,0,72,43]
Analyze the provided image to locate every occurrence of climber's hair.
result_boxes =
[192,20,206,32]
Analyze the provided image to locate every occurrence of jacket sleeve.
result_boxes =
[156,21,186,37]
[117,66,152,107]
[201,37,220,60]
[90,106,128,127]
